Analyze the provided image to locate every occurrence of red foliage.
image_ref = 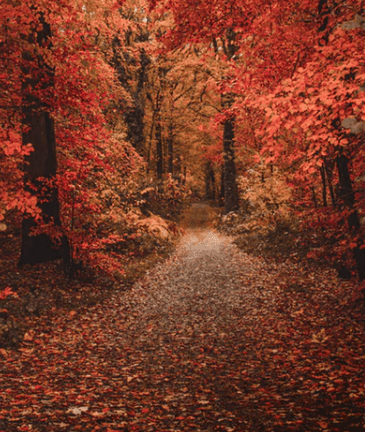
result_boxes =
[149,0,365,277]
[0,0,146,274]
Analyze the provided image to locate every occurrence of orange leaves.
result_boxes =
[0,189,40,221]
[0,127,36,219]
[0,287,19,301]
[2,131,26,156]
[298,102,307,113]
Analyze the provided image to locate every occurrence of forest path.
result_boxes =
[1,204,364,431]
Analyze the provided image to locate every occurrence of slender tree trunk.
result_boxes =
[336,153,365,281]
[324,160,336,206]
[155,110,163,180]
[205,162,212,199]
[312,187,318,209]
[205,162,217,200]
[220,29,239,214]
[167,119,174,175]
[320,165,327,207]
[336,154,359,229]
[152,86,164,181]
[211,167,216,200]
[222,114,239,213]
[128,47,149,154]
[112,35,149,154]
[167,138,173,175]
[220,164,225,207]
[19,11,69,266]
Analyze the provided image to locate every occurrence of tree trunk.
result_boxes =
[220,164,225,207]
[19,10,69,266]
[220,30,239,214]
[311,187,318,209]
[211,166,216,200]
[205,163,217,200]
[155,110,163,180]
[320,165,327,207]
[112,37,149,154]
[167,120,174,175]
[223,115,239,213]
[336,153,365,281]
[336,154,359,229]
[324,159,336,206]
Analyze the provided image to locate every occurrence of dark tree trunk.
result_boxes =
[223,115,239,213]
[167,120,174,175]
[336,154,359,229]
[221,29,239,214]
[155,110,163,180]
[312,187,318,209]
[205,162,217,200]
[211,166,216,200]
[123,49,149,153]
[324,159,336,206]
[213,30,239,212]
[220,164,225,207]
[320,165,327,207]
[146,110,155,174]
[336,153,365,281]
[112,32,150,154]
[19,11,69,266]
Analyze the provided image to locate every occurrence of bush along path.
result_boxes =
[1,204,365,432]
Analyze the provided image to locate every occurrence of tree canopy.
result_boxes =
[1,0,365,281]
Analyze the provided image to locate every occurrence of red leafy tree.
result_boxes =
[149,0,365,280]
[0,0,151,276]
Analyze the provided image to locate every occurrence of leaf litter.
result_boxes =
[0,206,364,431]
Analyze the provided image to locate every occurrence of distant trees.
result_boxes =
[148,0,365,280]
[2,0,365,281]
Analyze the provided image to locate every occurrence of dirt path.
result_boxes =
[1,204,364,431]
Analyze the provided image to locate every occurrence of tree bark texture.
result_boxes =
[220,164,225,207]
[112,38,149,154]
[223,116,239,214]
[336,153,365,281]
[155,110,163,180]
[167,120,174,175]
[205,162,217,200]
[19,11,69,266]
[123,49,149,154]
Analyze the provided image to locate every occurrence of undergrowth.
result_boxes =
[0,217,180,349]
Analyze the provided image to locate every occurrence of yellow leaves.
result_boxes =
[238,168,293,233]
[0,348,9,358]
[311,328,329,344]
[23,330,35,342]
[137,213,171,240]
[140,186,155,195]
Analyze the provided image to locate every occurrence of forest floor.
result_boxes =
[1,203,365,431]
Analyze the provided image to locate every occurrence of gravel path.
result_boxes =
[98,224,280,431]
[2,204,364,432]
